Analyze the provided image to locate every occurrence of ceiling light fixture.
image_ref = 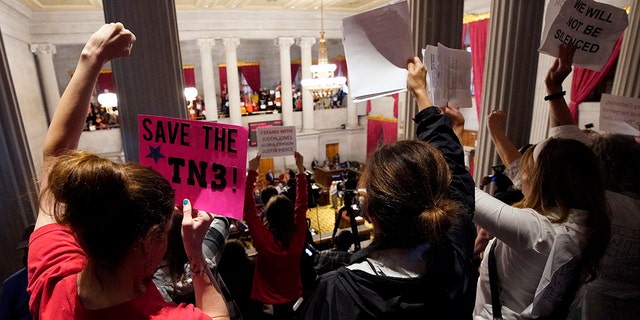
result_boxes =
[300,0,347,98]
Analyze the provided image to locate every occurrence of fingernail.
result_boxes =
[183,199,189,205]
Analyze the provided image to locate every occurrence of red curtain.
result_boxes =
[183,67,195,87]
[569,35,623,122]
[367,120,398,156]
[97,71,114,93]
[240,64,261,92]
[218,66,227,94]
[468,19,489,119]
[366,93,399,156]
[332,57,348,81]
[290,62,301,84]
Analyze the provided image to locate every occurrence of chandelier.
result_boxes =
[301,0,347,98]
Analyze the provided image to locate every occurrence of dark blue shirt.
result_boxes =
[0,268,33,320]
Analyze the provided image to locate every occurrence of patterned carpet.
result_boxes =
[306,203,341,236]
[306,203,373,249]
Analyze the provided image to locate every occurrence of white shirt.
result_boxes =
[473,189,589,319]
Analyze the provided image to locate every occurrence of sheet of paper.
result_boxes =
[423,43,473,107]
[539,0,628,71]
[138,115,248,220]
[257,126,297,158]
[599,94,640,136]
[342,0,413,103]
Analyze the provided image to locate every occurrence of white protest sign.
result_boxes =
[342,0,413,102]
[599,94,640,136]
[539,0,628,71]
[423,43,473,108]
[257,126,297,158]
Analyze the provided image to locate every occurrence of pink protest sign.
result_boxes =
[138,115,248,220]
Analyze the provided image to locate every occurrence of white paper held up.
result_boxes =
[342,0,414,102]
[423,43,473,108]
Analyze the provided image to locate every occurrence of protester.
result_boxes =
[244,152,308,319]
[299,56,476,319]
[581,133,640,319]
[473,45,610,319]
[27,23,228,319]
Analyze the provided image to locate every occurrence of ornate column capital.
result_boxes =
[30,43,56,55]
[276,37,295,48]
[221,37,240,50]
[296,37,316,48]
[196,38,216,50]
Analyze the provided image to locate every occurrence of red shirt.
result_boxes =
[27,224,211,320]
[244,171,308,304]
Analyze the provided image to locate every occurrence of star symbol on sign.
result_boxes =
[146,145,165,164]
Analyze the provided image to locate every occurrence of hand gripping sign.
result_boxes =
[139,115,248,220]
[539,0,628,71]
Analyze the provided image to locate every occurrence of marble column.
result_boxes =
[197,38,218,121]
[403,0,464,139]
[612,0,640,98]
[298,36,316,132]
[30,43,60,123]
[104,0,186,162]
[346,86,359,129]
[474,0,545,182]
[222,37,242,126]
[0,28,39,280]
[277,37,295,127]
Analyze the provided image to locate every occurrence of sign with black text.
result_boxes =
[138,115,248,220]
[257,126,297,158]
[600,94,640,136]
[539,0,628,71]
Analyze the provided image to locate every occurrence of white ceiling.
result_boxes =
[17,0,632,14]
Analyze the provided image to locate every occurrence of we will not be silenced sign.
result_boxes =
[539,0,628,71]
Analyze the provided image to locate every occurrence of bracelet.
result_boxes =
[544,91,566,101]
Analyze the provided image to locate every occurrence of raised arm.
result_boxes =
[181,200,230,320]
[487,110,521,166]
[545,44,577,128]
[407,57,473,210]
[36,23,135,230]
[293,152,308,222]
[407,56,477,315]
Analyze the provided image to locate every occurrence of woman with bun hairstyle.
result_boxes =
[300,56,477,319]
[27,23,229,319]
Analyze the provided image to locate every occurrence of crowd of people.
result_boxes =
[3,22,637,320]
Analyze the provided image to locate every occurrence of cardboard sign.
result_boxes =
[599,94,640,136]
[423,43,473,108]
[257,126,297,158]
[539,0,628,71]
[138,115,248,220]
[342,0,413,102]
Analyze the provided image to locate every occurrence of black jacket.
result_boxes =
[299,107,477,319]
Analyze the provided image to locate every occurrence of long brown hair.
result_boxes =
[263,195,296,248]
[516,138,610,281]
[360,140,461,248]
[41,150,175,269]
